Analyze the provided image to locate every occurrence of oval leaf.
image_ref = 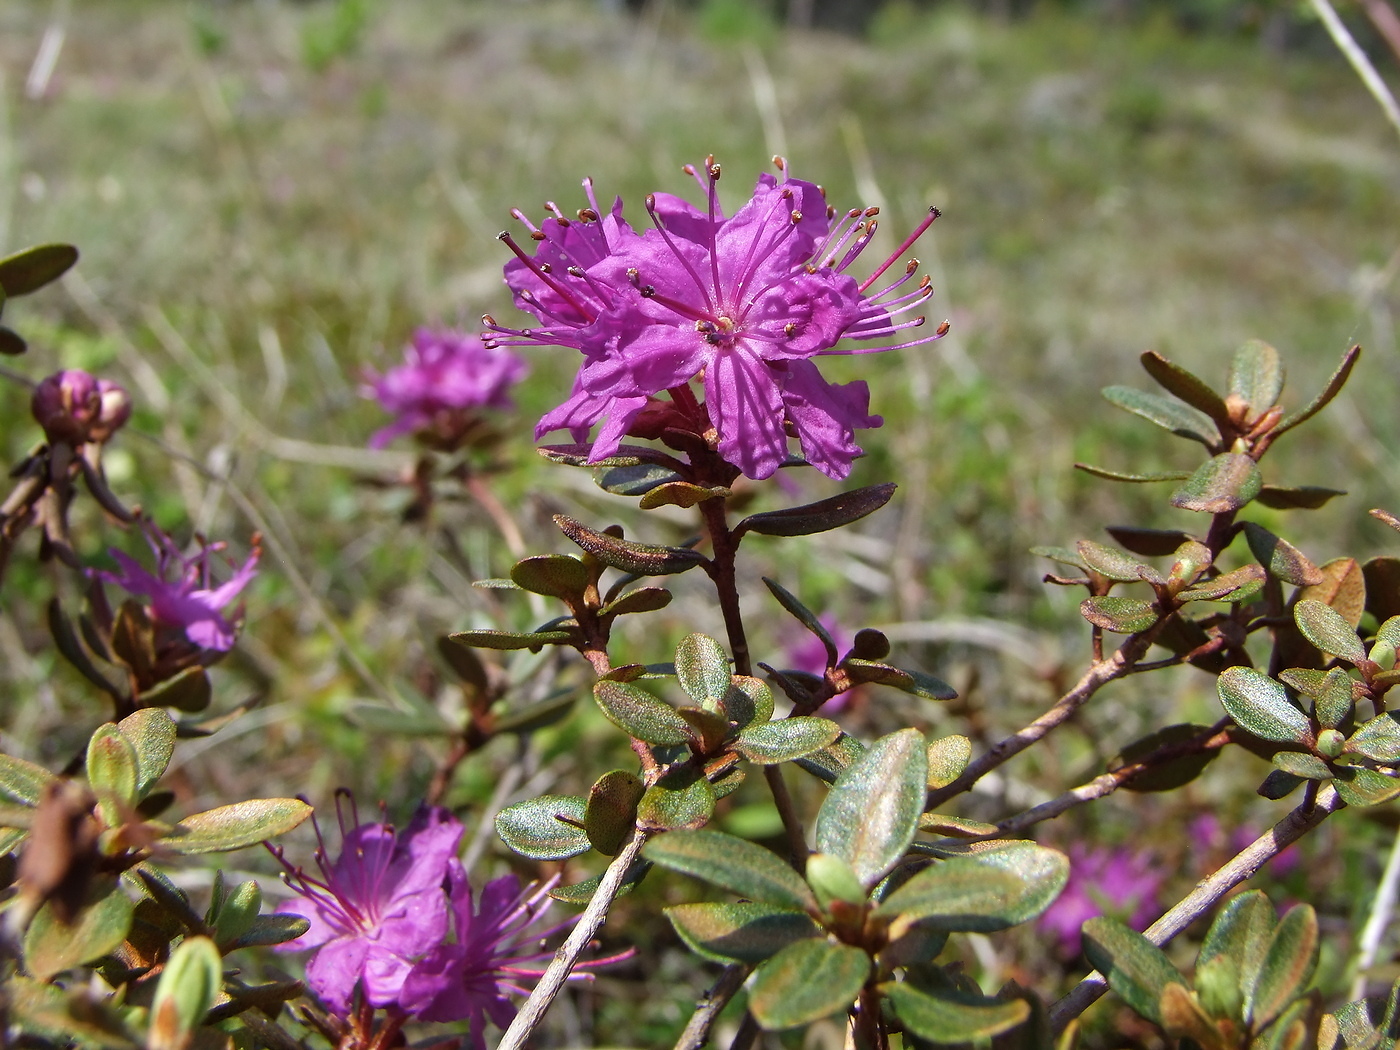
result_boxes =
[496,795,591,860]
[1171,453,1262,513]
[881,980,1031,1043]
[165,798,312,854]
[0,753,54,806]
[875,857,1032,930]
[116,709,176,798]
[735,483,896,539]
[1083,916,1185,1025]
[733,718,841,765]
[1244,523,1322,587]
[554,514,706,575]
[636,768,715,831]
[584,770,645,856]
[643,828,815,910]
[1294,599,1366,664]
[24,877,135,980]
[927,735,972,789]
[594,680,693,745]
[815,728,927,889]
[1346,713,1400,763]
[638,481,730,509]
[666,902,820,963]
[1229,340,1284,416]
[1217,668,1312,744]
[509,555,589,600]
[675,634,732,708]
[1077,540,1161,583]
[1255,486,1345,511]
[448,628,576,651]
[1246,905,1318,1029]
[1141,350,1232,428]
[0,244,79,297]
[1080,596,1158,634]
[592,461,683,496]
[749,938,870,1030]
[1102,385,1217,446]
[598,586,673,618]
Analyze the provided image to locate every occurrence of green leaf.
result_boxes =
[643,828,815,911]
[1217,668,1312,744]
[842,659,957,700]
[509,555,589,600]
[209,878,261,946]
[1295,599,1367,664]
[675,634,732,708]
[815,728,928,889]
[875,857,1035,930]
[0,243,79,297]
[1258,769,1306,799]
[1139,350,1231,425]
[598,586,673,619]
[1112,723,1221,792]
[495,795,591,860]
[638,481,730,509]
[1171,453,1263,513]
[164,798,312,854]
[1177,564,1266,603]
[678,706,731,753]
[804,852,867,908]
[1346,713,1400,763]
[116,709,176,798]
[1197,890,1276,1024]
[87,724,139,825]
[1302,558,1367,630]
[1031,545,1088,569]
[1102,385,1217,445]
[139,666,213,713]
[666,902,819,963]
[762,577,837,662]
[1275,344,1360,437]
[148,936,222,1050]
[748,938,870,1030]
[919,841,1069,928]
[8,975,137,1048]
[24,876,136,980]
[448,627,577,651]
[917,813,999,837]
[1158,983,1229,1050]
[1255,486,1346,510]
[584,770,644,856]
[538,442,676,468]
[1074,464,1192,483]
[594,679,693,745]
[592,461,684,496]
[1246,905,1318,1029]
[636,767,715,831]
[1082,916,1185,1025]
[882,980,1031,1042]
[722,676,774,728]
[0,327,24,355]
[554,514,707,575]
[927,735,972,789]
[1271,752,1331,779]
[1080,596,1158,633]
[1227,339,1283,413]
[1244,523,1322,587]
[1314,668,1355,730]
[794,733,866,784]
[223,913,310,950]
[0,754,55,806]
[1106,527,1197,557]
[734,718,841,764]
[735,483,896,539]
[1332,766,1400,807]
[547,857,652,905]
[1077,540,1163,583]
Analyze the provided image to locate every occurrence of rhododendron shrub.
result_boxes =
[3,153,1399,1050]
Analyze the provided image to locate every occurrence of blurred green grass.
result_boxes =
[1,0,1398,1044]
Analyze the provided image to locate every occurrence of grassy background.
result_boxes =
[1,0,1399,1045]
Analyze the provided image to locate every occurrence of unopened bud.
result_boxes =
[1317,728,1346,759]
[91,380,131,442]
[31,370,129,446]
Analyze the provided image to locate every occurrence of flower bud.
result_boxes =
[91,379,132,442]
[31,370,130,445]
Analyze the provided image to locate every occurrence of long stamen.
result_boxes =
[729,188,800,311]
[642,195,716,311]
[704,160,724,305]
[815,207,872,267]
[858,206,940,293]
[496,231,596,322]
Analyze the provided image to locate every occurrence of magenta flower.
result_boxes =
[398,869,623,1049]
[363,328,527,448]
[1038,844,1165,956]
[273,800,464,1017]
[98,520,259,653]
[486,159,946,481]
[32,369,131,446]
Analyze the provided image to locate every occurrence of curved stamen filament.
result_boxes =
[858,206,940,292]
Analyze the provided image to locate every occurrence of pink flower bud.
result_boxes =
[30,370,130,446]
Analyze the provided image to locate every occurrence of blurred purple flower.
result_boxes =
[1039,844,1164,956]
[399,869,623,1050]
[273,800,463,1017]
[363,328,527,448]
[488,159,946,480]
[98,521,259,652]
[784,613,860,712]
[32,369,131,446]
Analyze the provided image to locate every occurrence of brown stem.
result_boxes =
[425,736,470,807]
[1048,783,1345,1032]
[727,1012,762,1050]
[853,985,888,1050]
[673,964,752,1050]
[699,497,751,676]
[764,765,809,872]
[464,473,527,559]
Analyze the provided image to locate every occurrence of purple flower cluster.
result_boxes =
[98,520,259,653]
[363,328,527,449]
[486,158,945,480]
[1038,844,1164,956]
[31,369,131,447]
[275,797,613,1049]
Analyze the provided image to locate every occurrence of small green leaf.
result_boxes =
[594,679,693,745]
[1332,766,1400,807]
[448,628,577,651]
[1077,540,1163,583]
[554,514,707,575]
[1271,752,1331,779]
[1074,464,1192,483]
[148,935,221,1050]
[734,718,841,764]
[1102,385,1217,445]
[1106,527,1197,557]
[1258,769,1306,799]
[86,724,139,823]
[762,577,838,660]
[804,852,867,909]
[842,659,957,700]
[1346,713,1400,763]
[1255,486,1346,510]
[592,461,684,496]
[496,795,590,860]
[882,980,1031,1043]
[1229,340,1284,415]
[1031,545,1088,569]
[1244,523,1322,587]
[643,828,816,911]
[666,902,819,963]
[1171,453,1263,513]
[24,877,136,980]
[539,442,673,468]
[926,735,972,789]
[917,813,998,837]
[794,733,866,784]
[164,798,312,854]
[598,586,673,619]
[1141,350,1233,428]
[722,676,774,728]
[1082,917,1185,1025]
[815,728,927,889]
[735,483,896,539]
[1080,596,1158,634]
[749,938,870,1030]
[875,858,1033,930]
[0,754,55,806]
[1217,668,1312,744]
[675,634,732,708]
[115,709,176,799]
[509,555,589,600]
[1246,905,1318,1029]
[1314,669,1354,731]
[1177,564,1266,603]
[636,767,715,831]
[584,770,645,856]
[1197,890,1276,1023]
[638,481,730,509]
[1112,723,1220,792]
[1275,344,1360,437]
[1159,983,1229,1050]
[0,243,79,297]
[881,842,1069,930]
[678,707,732,753]
[224,913,310,950]
[1295,599,1366,664]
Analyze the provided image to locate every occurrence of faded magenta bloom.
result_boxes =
[273,800,464,1017]
[487,159,945,480]
[32,369,131,446]
[99,521,259,652]
[399,870,623,1049]
[363,328,527,448]
[1038,844,1164,955]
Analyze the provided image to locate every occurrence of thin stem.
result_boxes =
[673,964,752,1050]
[1049,784,1345,1032]
[1350,821,1400,998]
[763,765,809,871]
[496,831,648,1050]
[463,473,527,559]
[728,1012,762,1050]
[1308,0,1400,146]
[699,497,751,676]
